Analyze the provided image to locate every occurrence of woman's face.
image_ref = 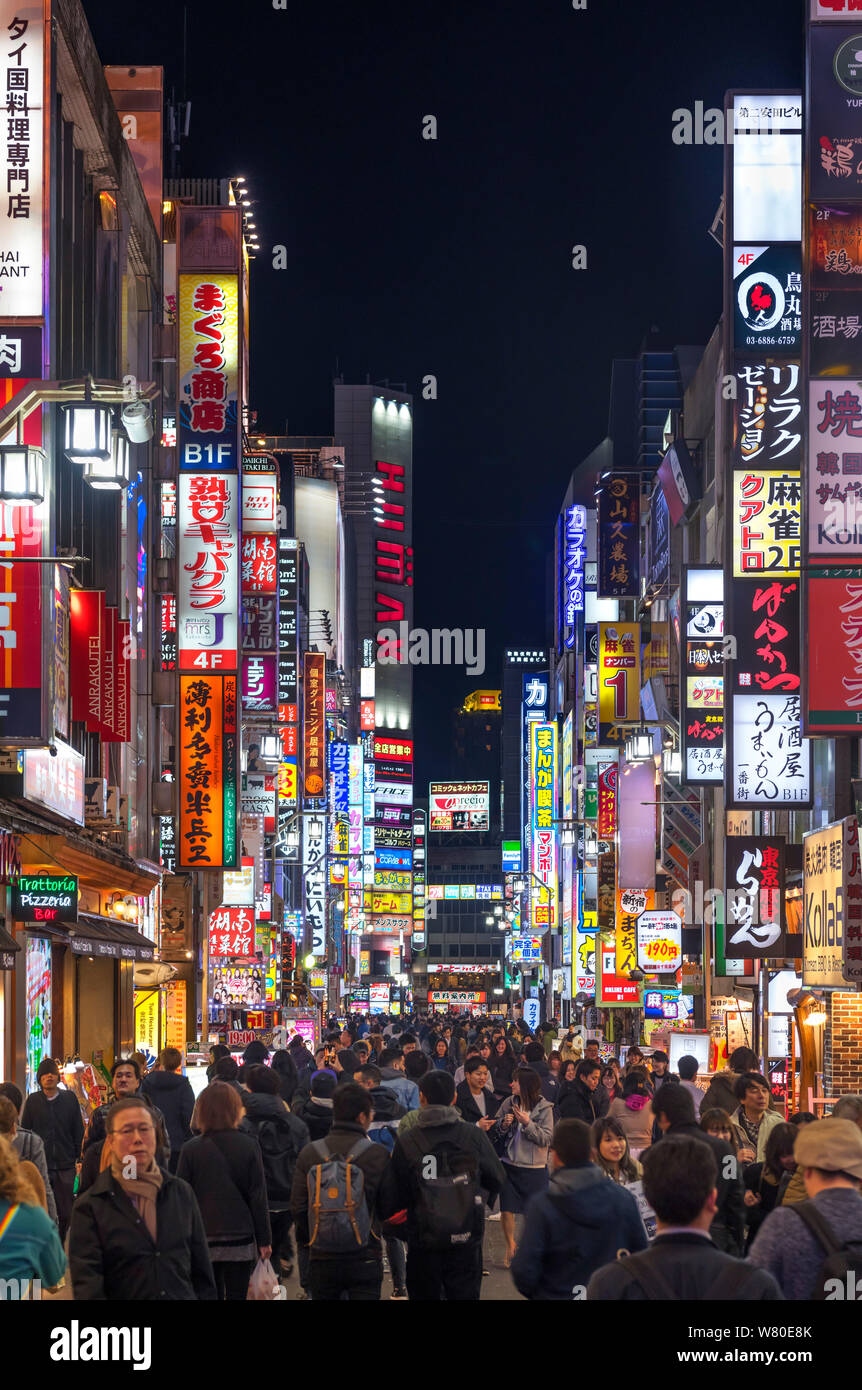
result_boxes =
[510,1076,521,1097]
[435,1041,447,1057]
[563,1062,576,1081]
[480,1044,492,1060]
[629,1052,643,1067]
[780,1153,796,1172]
[600,1131,626,1165]
[549,1056,561,1074]
[707,1124,732,1143]
[496,1038,506,1055]
[602,1070,616,1091]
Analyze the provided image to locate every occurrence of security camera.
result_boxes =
[122,400,154,444]
[48,743,58,757]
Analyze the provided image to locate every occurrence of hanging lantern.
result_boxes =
[62,400,113,465]
[0,444,45,504]
[83,429,131,491]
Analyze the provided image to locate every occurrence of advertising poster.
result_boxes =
[597,476,639,598]
[25,935,51,1098]
[597,622,641,745]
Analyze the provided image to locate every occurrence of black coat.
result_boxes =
[557,1078,609,1126]
[82,1087,169,1165]
[295,1097,334,1143]
[69,1166,216,1300]
[650,1122,746,1255]
[587,1232,783,1300]
[490,1053,516,1097]
[175,1129,272,1249]
[455,1080,500,1126]
[240,1091,309,1208]
[141,1071,195,1156]
[20,1089,84,1171]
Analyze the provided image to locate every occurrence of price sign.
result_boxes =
[636,910,682,974]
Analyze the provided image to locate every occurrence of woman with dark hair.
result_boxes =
[490,1035,517,1101]
[548,1051,563,1079]
[431,1038,456,1073]
[607,1068,654,1156]
[591,1116,641,1187]
[177,1082,271,1301]
[700,1107,740,1158]
[742,1121,797,1248]
[600,1064,623,1105]
[493,1067,554,1268]
[269,1049,298,1106]
[624,1046,646,1076]
[207,1044,230,1082]
[367,1033,385,1061]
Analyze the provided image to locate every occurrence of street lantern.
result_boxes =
[259,733,280,760]
[303,953,316,969]
[83,428,131,491]
[62,399,113,465]
[662,744,681,777]
[308,816,323,843]
[0,444,45,504]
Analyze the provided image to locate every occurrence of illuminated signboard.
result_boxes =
[724,836,787,958]
[732,470,801,576]
[511,934,543,962]
[177,472,239,670]
[729,694,811,808]
[529,722,558,931]
[733,245,802,353]
[597,622,640,745]
[241,533,278,595]
[561,504,586,649]
[303,653,325,797]
[597,476,639,599]
[178,274,239,470]
[177,673,238,869]
[808,379,862,564]
[23,742,85,826]
[428,780,490,831]
[242,655,276,712]
[374,734,413,762]
[803,817,861,988]
[0,2,43,316]
[208,906,255,958]
[241,465,278,533]
[681,567,725,784]
[636,910,683,974]
[806,576,862,732]
[12,874,78,923]
[303,811,326,955]
[615,889,655,979]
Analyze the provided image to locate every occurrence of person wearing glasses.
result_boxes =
[68,1097,216,1300]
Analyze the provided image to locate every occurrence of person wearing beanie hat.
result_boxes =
[335,1048,360,1082]
[21,1059,84,1241]
[748,1117,862,1298]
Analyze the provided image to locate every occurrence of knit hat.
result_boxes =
[36,1057,60,1082]
[311,1070,338,1098]
[794,1117,862,1180]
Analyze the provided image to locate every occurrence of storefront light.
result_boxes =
[0,444,45,504]
[259,734,279,760]
[804,1009,827,1027]
[62,400,113,465]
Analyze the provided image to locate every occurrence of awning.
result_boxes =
[0,925,20,970]
[71,914,157,963]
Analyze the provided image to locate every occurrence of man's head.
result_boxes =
[0,1082,22,1115]
[332,1082,373,1129]
[354,1041,371,1062]
[734,1071,771,1115]
[652,1084,696,1133]
[310,1070,338,1100]
[794,1117,862,1197]
[464,1055,490,1093]
[214,1056,239,1083]
[584,1040,600,1061]
[550,1118,592,1171]
[340,1029,353,1048]
[678,1054,699,1082]
[419,1070,456,1108]
[111,1058,142,1097]
[107,1098,157,1171]
[0,1096,18,1138]
[522,1041,545,1066]
[399,1033,417,1054]
[832,1095,862,1131]
[576,1059,601,1091]
[36,1057,60,1095]
[247,742,260,762]
[651,1050,669,1077]
[642,1136,718,1231]
[729,1046,758,1075]
[245,1064,281,1095]
[158,1047,183,1074]
[379,1047,403,1071]
[404,1050,429,1082]
[356,1064,382,1092]
[337,1049,360,1076]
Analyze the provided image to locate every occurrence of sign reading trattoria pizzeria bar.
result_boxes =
[11,874,78,923]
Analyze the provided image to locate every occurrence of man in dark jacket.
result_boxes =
[141,1047,194,1172]
[455,1056,500,1130]
[512,1118,648,1299]
[355,1064,406,1148]
[649,1084,746,1255]
[82,1057,169,1160]
[241,1064,309,1276]
[558,1060,609,1125]
[69,1097,216,1300]
[587,1136,783,1300]
[377,1070,505,1301]
[290,1082,390,1301]
[522,1041,559,1104]
[21,1057,84,1240]
[293,1070,337,1142]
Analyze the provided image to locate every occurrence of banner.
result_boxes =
[177,673,238,869]
[303,652,325,797]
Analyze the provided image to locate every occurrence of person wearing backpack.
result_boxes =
[587,1136,783,1300]
[377,1069,505,1301]
[289,1081,390,1301]
[747,1117,862,1299]
[241,1065,309,1280]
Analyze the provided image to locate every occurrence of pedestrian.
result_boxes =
[831,1095,862,1131]
[591,1116,642,1187]
[560,1026,580,1063]
[600,1064,623,1107]
[355,1064,407,1149]
[700,1106,740,1159]
[293,1070,337,1142]
[431,1039,456,1074]
[511,1118,648,1299]
[78,1058,169,1196]
[377,1047,419,1110]
[558,1059,609,1125]
[69,1096,216,1300]
[583,1040,601,1065]
[624,1046,646,1076]
[237,1039,268,1085]
[20,1058,83,1241]
[607,1069,654,1158]
[490,1035,517,1100]
[206,1044,230,1082]
[0,1133,66,1292]
[494,1067,554,1268]
[334,1048,361,1083]
[455,1055,500,1131]
[269,1049,299,1106]
[587,1136,783,1300]
[290,1082,390,1301]
[748,1117,862,1298]
[700,1045,759,1115]
[730,1072,784,1165]
[212,1056,243,1095]
[521,1040,559,1104]
[377,1069,504,1301]
[677,1054,704,1119]
[176,1081,272,1300]
[548,1051,563,1081]
[141,1047,195,1173]
[241,1064,309,1281]
[648,1051,678,1092]
[743,1122,797,1250]
[778,1112,818,1206]
[650,1084,745,1255]
[0,1081,58,1225]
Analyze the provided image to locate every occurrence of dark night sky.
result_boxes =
[84,0,804,786]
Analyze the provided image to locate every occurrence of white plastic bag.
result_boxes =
[247,1257,282,1301]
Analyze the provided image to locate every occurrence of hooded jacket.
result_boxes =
[511,1162,648,1299]
[141,1070,195,1157]
[378,1066,420,1112]
[240,1090,310,1207]
[608,1094,654,1152]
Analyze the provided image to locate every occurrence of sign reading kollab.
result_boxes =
[804,816,862,988]
[12,874,78,923]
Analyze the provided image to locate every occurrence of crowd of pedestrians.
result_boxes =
[2,1022,862,1301]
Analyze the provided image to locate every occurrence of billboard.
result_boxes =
[303,652,325,797]
[597,623,640,745]
[177,673,238,868]
[178,274,239,471]
[428,780,490,831]
[303,811,326,956]
[803,816,861,987]
[529,722,558,932]
[177,472,240,670]
[597,476,639,598]
[208,906,255,959]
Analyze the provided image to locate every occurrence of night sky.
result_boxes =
[84,0,804,785]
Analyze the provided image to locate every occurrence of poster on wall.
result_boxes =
[25,935,52,1098]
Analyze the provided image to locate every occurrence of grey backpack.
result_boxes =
[306,1138,373,1252]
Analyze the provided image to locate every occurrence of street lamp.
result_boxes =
[0,443,44,504]
[304,953,316,969]
[82,428,131,491]
[62,396,113,465]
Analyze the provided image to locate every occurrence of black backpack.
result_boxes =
[794,1202,862,1300]
[254,1118,300,1204]
[403,1128,483,1251]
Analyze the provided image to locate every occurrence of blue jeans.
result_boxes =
[386,1236,406,1289]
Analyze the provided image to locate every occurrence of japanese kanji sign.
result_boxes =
[730,694,812,807]
[178,274,239,470]
[178,472,239,670]
[733,363,802,468]
[560,504,586,649]
[806,575,862,731]
[177,673,238,869]
[808,379,862,561]
[597,476,639,598]
[809,26,862,199]
[597,622,641,745]
[724,836,787,958]
[529,722,558,932]
[208,906,254,959]
[303,652,325,797]
[0,3,44,316]
[732,469,801,576]
[241,533,277,594]
[733,246,802,353]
